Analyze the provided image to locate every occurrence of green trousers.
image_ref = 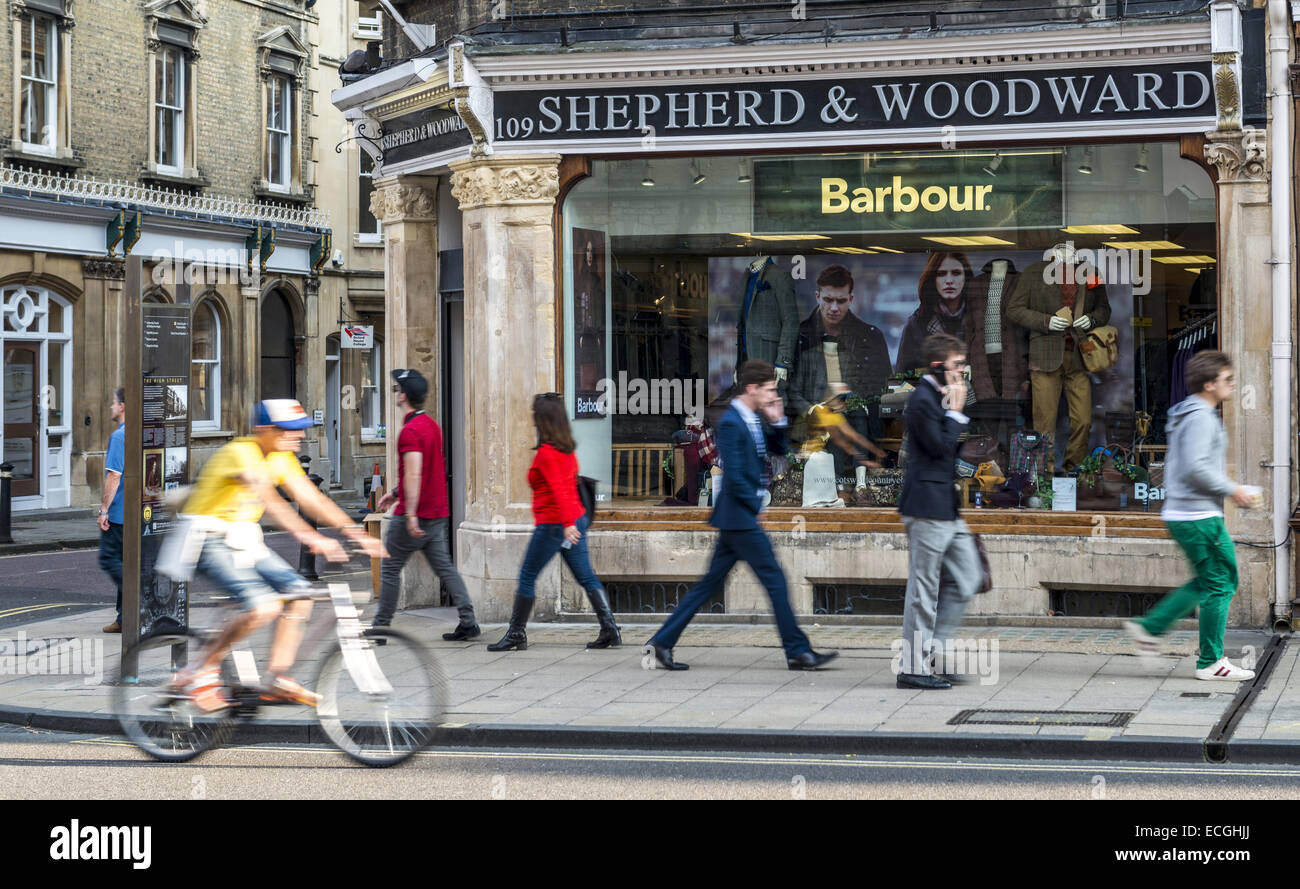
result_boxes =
[1140,517,1238,669]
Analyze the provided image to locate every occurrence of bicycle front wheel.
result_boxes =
[112,630,233,763]
[315,627,448,767]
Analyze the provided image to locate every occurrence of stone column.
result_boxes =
[369,175,441,611]
[240,272,262,424]
[1204,127,1276,626]
[449,154,561,620]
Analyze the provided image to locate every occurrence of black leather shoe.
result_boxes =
[645,643,688,671]
[442,623,481,641]
[787,650,839,671]
[939,673,972,685]
[896,673,952,689]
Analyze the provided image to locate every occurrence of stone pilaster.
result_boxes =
[1203,127,1277,625]
[449,154,561,619]
[370,176,441,611]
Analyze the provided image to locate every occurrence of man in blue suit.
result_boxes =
[645,360,838,672]
[896,333,982,690]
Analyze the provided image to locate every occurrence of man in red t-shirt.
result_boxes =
[374,368,479,640]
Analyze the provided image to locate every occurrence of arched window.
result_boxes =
[191,299,221,430]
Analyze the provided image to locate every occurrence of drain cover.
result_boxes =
[948,709,1134,727]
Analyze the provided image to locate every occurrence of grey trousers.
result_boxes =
[899,517,981,675]
[376,516,476,627]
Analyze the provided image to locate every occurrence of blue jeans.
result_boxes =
[194,539,308,611]
[98,522,123,622]
[516,515,602,599]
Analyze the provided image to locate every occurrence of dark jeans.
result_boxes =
[515,514,601,600]
[650,528,811,658]
[377,516,476,627]
[98,522,123,622]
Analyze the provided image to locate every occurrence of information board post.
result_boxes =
[122,256,192,658]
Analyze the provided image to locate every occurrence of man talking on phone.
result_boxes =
[896,333,983,690]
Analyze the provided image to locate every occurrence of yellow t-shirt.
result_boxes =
[183,437,305,523]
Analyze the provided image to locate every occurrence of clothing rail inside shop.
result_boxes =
[1171,310,1217,348]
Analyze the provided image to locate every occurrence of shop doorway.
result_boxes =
[325,335,341,486]
[1,285,72,509]
[260,289,297,401]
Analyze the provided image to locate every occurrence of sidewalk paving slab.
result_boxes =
[0,603,1291,763]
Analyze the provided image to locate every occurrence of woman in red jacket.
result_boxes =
[487,393,621,652]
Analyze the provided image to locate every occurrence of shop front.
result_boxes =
[335,10,1289,625]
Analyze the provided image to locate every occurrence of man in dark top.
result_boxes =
[788,264,892,465]
[896,334,982,690]
[374,368,479,640]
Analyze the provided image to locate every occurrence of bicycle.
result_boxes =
[113,578,449,768]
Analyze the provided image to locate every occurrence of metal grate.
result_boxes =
[813,583,906,616]
[605,580,723,614]
[1048,589,1168,619]
[948,709,1134,728]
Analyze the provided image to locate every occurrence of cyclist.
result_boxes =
[164,399,383,711]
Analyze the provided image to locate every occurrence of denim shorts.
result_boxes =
[193,538,309,611]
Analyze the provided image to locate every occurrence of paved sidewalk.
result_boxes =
[0,603,1289,762]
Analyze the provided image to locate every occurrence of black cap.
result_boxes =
[391,368,428,403]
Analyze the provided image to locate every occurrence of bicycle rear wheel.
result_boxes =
[315,627,447,767]
[113,630,233,763]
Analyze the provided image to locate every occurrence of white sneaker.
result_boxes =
[1195,658,1255,681]
[1123,620,1161,657]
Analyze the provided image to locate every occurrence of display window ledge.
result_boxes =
[590,506,1170,538]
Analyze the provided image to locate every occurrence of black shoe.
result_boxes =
[365,624,388,646]
[896,673,951,690]
[585,587,622,649]
[939,673,972,685]
[645,642,688,671]
[442,623,481,641]
[787,650,839,671]
[486,596,533,652]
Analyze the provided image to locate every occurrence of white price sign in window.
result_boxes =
[342,325,373,349]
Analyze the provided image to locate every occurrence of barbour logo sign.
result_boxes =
[821,176,995,215]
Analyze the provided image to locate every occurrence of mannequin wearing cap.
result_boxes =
[373,369,480,640]
[166,399,385,711]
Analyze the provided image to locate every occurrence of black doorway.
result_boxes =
[260,289,297,400]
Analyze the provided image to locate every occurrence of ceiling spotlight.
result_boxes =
[737,159,752,184]
[641,161,654,187]
[1134,145,1150,174]
[1078,147,1094,175]
[982,152,1003,177]
[692,160,706,186]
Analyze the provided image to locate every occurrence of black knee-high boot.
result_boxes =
[585,587,621,649]
[487,595,533,652]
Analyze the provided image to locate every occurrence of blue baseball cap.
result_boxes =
[253,399,314,430]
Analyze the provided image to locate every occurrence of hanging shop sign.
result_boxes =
[380,105,473,166]
[342,324,373,348]
[752,150,1064,234]
[491,61,1213,143]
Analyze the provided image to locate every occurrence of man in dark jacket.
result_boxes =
[788,264,892,469]
[645,360,837,672]
[897,333,982,690]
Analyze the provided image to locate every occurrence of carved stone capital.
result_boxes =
[1204,128,1266,182]
[448,156,561,211]
[370,179,437,224]
[81,257,125,280]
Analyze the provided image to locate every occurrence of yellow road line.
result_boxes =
[64,736,1300,778]
[0,602,78,620]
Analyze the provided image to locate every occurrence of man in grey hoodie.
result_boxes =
[1125,350,1259,680]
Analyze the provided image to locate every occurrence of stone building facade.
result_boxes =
[0,0,332,511]
[335,0,1297,628]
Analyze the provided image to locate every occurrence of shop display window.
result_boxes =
[562,143,1216,514]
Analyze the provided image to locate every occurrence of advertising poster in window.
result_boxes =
[573,227,607,418]
[139,304,190,635]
